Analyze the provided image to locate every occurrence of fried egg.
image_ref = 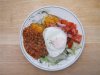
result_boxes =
[43,27,67,57]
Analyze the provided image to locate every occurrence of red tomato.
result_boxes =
[60,19,68,25]
[60,19,82,44]
[67,38,73,48]
[72,34,82,44]
[70,28,78,36]
[64,22,76,33]
[64,26,71,32]
[68,22,76,29]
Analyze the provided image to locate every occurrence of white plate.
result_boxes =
[20,6,85,71]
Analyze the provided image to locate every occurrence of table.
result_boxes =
[0,0,100,75]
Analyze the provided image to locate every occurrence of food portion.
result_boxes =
[43,27,67,57]
[23,23,48,59]
[30,23,44,33]
[23,11,82,65]
[43,15,59,27]
[59,19,82,48]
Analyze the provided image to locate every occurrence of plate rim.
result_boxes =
[19,5,85,71]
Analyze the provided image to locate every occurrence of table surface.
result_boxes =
[0,0,100,75]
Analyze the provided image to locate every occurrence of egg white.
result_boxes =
[43,27,67,57]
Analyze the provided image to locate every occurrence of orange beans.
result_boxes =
[23,25,48,59]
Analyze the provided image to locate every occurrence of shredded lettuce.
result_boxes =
[67,42,82,55]
[39,42,81,65]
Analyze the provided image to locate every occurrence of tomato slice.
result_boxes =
[60,19,68,25]
[70,28,78,36]
[72,34,82,44]
[60,19,82,44]
[67,37,73,48]
[64,22,76,32]
[67,22,76,28]
[64,26,70,32]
